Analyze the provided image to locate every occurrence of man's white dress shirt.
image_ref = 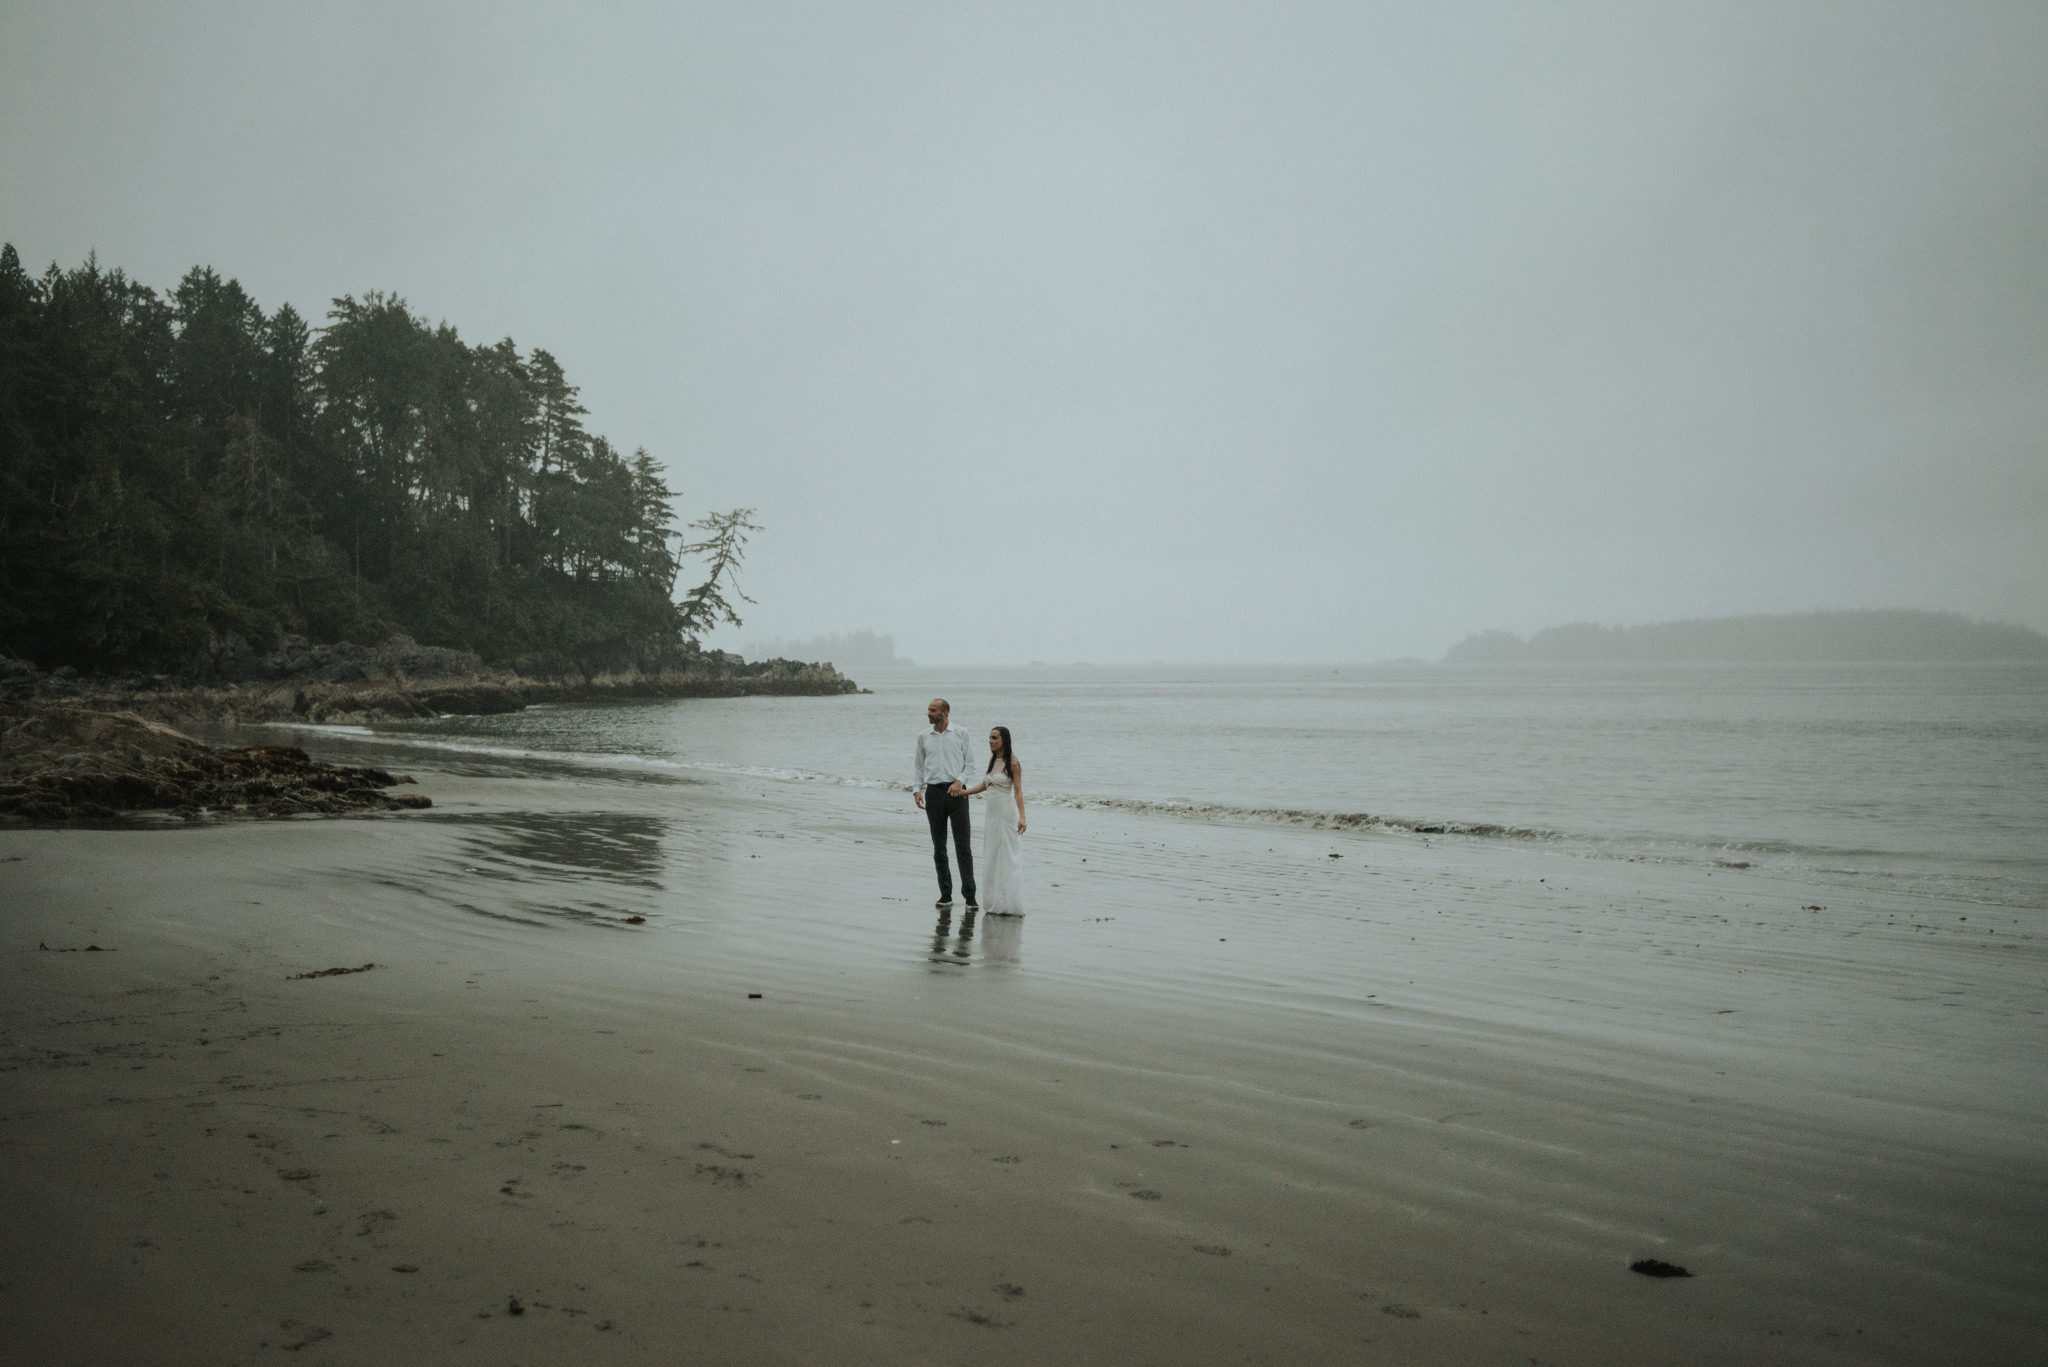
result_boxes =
[913,724,976,791]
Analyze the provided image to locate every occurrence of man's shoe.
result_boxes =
[964,902,980,913]
[935,897,954,909]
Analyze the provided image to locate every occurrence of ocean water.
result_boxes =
[347,662,2048,910]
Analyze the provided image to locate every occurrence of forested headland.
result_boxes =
[1443,610,2048,663]
[0,245,776,682]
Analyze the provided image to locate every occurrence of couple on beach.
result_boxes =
[912,697,1026,917]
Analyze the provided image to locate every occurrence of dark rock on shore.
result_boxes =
[411,682,529,715]
[185,632,489,686]
[0,705,430,822]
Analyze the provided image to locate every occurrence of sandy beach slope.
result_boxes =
[2,748,2044,1365]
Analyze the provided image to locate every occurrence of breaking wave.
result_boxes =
[1036,792,1564,842]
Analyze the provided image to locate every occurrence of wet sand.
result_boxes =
[2,751,2044,1365]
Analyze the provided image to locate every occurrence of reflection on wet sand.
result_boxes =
[381,811,673,931]
[426,811,669,889]
[926,906,1022,970]
[980,913,1021,969]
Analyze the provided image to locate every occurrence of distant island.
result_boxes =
[1443,610,2048,664]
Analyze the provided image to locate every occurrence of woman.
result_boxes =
[961,726,1026,916]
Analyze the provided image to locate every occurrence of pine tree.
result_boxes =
[0,246,759,673]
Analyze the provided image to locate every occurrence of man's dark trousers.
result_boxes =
[924,782,976,904]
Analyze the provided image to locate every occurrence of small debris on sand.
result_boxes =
[289,964,376,980]
[507,1295,525,1315]
[1630,1259,1693,1278]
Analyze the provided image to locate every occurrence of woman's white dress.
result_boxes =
[979,765,1025,916]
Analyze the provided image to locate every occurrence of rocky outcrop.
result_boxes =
[185,632,490,686]
[510,655,867,705]
[0,705,429,822]
[0,634,863,727]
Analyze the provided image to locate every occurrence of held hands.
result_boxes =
[947,781,966,797]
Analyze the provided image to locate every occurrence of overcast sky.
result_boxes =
[5,1,2044,663]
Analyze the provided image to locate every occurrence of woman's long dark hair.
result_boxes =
[986,726,1016,777]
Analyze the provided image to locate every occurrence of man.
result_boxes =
[912,697,977,910]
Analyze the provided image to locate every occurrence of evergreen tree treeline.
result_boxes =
[0,245,755,672]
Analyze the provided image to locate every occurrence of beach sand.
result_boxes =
[2,746,2044,1365]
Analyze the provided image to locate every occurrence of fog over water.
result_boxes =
[5,2,2044,663]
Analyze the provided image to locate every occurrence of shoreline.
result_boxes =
[1,635,863,732]
[0,705,430,822]
[0,639,863,821]
[3,750,2044,1364]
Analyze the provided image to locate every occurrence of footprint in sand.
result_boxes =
[695,1142,755,1159]
[273,1324,332,1350]
[693,1164,750,1188]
